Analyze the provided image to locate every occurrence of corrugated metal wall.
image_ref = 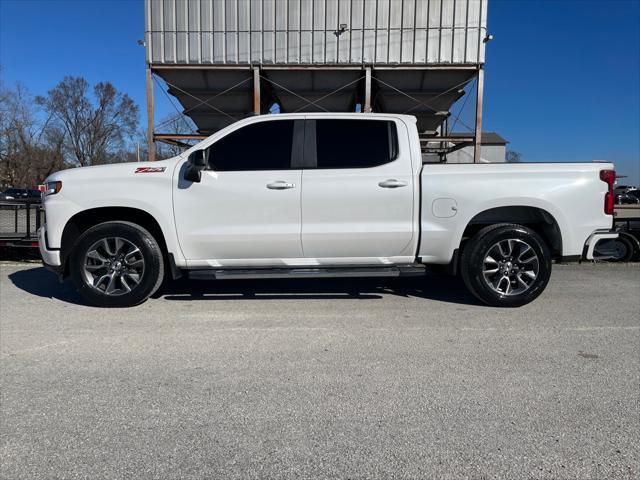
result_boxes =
[146,0,488,65]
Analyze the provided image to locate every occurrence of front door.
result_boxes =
[173,119,304,265]
[301,118,416,262]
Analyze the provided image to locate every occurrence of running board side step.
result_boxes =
[187,264,426,281]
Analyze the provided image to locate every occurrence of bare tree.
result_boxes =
[36,77,139,167]
[0,82,65,187]
[155,114,198,160]
[506,149,522,163]
[133,114,197,162]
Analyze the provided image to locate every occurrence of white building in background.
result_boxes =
[423,132,509,164]
[447,132,509,163]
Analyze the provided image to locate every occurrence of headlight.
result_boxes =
[44,181,62,196]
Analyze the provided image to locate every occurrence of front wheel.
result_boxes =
[460,224,552,307]
[69,221,164,307]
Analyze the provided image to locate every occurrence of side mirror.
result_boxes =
[184,149,208,183]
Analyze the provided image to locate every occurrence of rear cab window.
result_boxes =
[314,119,398,169]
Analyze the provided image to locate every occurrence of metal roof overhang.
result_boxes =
[153,65,477,135]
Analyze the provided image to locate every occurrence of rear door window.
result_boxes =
[314,119,398,169]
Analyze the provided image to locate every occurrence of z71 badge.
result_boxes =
[135,167,166,173]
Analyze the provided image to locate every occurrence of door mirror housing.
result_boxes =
[184,149,208,183]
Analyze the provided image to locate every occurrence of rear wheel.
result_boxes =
[70,221,164,307]
[460,224,552,307]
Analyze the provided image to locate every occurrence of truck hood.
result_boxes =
[45,157,180,184]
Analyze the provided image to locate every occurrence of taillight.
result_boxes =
[599,170,616,215]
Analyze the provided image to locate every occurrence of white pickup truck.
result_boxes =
[39,113,617,308]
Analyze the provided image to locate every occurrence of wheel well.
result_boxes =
[461,206,562,258]
[60,207,169,277]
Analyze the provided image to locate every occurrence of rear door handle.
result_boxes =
[267,181,296,190]
[378,179,408,188]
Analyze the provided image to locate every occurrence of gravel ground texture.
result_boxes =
[1,262,639,479]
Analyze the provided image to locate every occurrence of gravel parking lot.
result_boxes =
[1,262,638,479]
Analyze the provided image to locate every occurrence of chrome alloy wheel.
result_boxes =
[82,237,145,296]
[482,239,539,296]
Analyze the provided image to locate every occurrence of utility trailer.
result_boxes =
[613,205,640,260]
[593,205,640,261]
[0,200,44,248]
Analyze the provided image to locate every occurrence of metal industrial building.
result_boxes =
[144,0,489,162]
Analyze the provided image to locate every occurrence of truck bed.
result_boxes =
[418,162,614,263]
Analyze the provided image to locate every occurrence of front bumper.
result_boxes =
[582,229,618,260]
[38,225,63,276]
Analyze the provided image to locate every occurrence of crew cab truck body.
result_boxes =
[38,113,617,307]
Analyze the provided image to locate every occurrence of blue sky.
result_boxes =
[1,0,639,183]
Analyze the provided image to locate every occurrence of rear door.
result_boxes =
[173,119,304,265]
[300,118,415,262]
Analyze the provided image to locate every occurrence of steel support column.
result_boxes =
[364,67,372,113]
[146,67,156,162]
[473,66,484,163]
[253,67,261,114]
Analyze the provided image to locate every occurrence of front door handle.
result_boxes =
[267,181,296,190]
[378,179,408,188]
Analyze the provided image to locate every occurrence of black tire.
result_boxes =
[69,221,164,307]
[460,224,552,307]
